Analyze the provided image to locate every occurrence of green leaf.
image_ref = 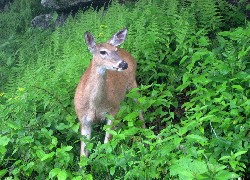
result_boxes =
[36,149,46,160]
[106,130,117,136]
[6,121,21,130]
[0,136,10,146]
[232,85,244,91]
[56,123,69,130]
[199,115,214,122]
[49,168,61,179]
[110,166,115,176]
[20,136,34,144]
[57,169,68,180]
[63,146,73,152]
[178,126,188,136]
[41,152,55,161]
[170,158,208,179]
[72,176,83,180]
[0,146,7,154]
[128,121,134,127]
[219,155,230,161]
[182,73,190,83]
[234,150,247,158]
[123,127,139,136]
[115,133,125,140]
[84,174,93,180]
[246,4,250,10]
[23,161,34,171]
[49,168,68,180]
[214,170,239,179]
[0,169,8,178]
[198,36,209,46]
[72,123,80,133]
[186,134,208,146]
[179,55,189,64]
[79,156,88,167]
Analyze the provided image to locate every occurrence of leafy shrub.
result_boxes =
[0,0,249,179]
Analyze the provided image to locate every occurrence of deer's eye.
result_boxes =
[100,50,107,55]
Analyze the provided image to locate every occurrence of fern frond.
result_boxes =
[192,0,222,31]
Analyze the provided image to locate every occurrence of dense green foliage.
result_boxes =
[0,0,249,179]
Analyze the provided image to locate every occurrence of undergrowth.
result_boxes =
[0,0,249,179]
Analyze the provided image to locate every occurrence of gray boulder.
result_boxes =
[31,0,110,30]
[41,0,92,10]
[31,14,53,30]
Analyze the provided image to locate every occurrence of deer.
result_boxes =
[74,28,145,157]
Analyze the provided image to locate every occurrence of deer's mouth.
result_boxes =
[111,60,128,71]
[112,66,123,71]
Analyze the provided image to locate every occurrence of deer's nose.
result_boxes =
[118,60,128,70]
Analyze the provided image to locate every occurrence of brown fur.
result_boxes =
[74,29,144,157]
[74,47,137,121]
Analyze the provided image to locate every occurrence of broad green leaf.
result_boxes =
[41,152,55,161]
[170,158,208,180]
[36,149,45,159]
[186,134,208,146]
[72,176,82,180]
[199,115,214,122]
[72,123,80,133]
[63,146,73,152]
[232,85,244,91]
[214,170,239,179]
[23,162,34,171]
[178,126,188,136]
[20,136,34,144]
[84,174,93,180]
[49,168,61,179]
[115,134,125,140]
[234,150,247,157]
[198,36,209,46]
[0,169,7,178]
[182,73,190,83]
[6,121,21,130]
[0,146,7,154]
[123,127,138,136]
[56,123,69,130]
[110,166,116,176]
[179,55,189,64]
[247,4,250,10]
[57,169,67,180]
[219,155,230,161]
[0,136,10,146]
[128,121,134,127]
[106,130,117,136]
[79,156,88,167]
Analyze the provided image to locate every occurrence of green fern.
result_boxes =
[0,0,249,179]
[192,0,222,31]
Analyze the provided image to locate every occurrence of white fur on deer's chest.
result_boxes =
[87,88,112,121]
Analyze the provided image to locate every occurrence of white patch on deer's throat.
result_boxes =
[97,66,106,75]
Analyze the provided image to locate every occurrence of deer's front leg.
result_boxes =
[80,115,93,157]
[104,119,113,143]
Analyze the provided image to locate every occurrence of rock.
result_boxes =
[0,0,13,11]
[31,0,111,30]
[54,13,69,27]
[31,14,53,30]
[41,0,92,10]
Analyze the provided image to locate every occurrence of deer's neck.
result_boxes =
[88,62,107,105]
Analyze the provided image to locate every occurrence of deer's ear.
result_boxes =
[84,32,96,52]
[108,28,128,47]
